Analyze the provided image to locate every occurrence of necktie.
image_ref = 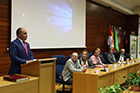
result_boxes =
[119,55,124,62]
[23,41,28,55]
[121,55,124,61]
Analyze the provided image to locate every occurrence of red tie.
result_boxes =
[23,41,28,55]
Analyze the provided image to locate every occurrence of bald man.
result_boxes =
[62,52,87,84]
[115,49,128,62]
[8,27,34,75]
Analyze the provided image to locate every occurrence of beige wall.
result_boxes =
[133,6,140,15]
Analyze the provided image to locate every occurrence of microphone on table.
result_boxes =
[101,64,107,72]
[131,56,136,62]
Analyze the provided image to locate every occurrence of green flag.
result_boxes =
[114,26,119,51]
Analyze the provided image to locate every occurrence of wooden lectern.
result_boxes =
[21,58,57,93]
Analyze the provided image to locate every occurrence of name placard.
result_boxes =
[132,61,134,63]
[113,65,117,68]
[94,70,99,73]
[121,63,124,66]
[105,68,108,71]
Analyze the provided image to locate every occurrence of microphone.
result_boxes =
[101,64,107,72]
[131,56,136,62]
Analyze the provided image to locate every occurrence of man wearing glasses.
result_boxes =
[62,52,87,85]
[89,49,108,67]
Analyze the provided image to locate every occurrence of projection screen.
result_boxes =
[11,0,86,49]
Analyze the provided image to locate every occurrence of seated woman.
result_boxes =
[79,50,95,68]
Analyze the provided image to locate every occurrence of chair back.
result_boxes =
[78,54,82,59]
[104,52,109,64]
[88,53,93,59]
[113,51,121,56]
[68,55,72,59]
[52,55,66,83]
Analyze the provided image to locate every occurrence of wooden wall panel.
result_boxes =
[0,0,11,75]
[0,0,138,76]
[125,15,139,53]
[86,0,127,53]
[127,15,139,35]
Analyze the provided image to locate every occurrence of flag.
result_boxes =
[113,26,119,51]
[108,25,114,51]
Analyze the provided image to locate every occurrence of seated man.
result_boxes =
[62,52,87,84]
[97,48,105,64]
[89,49,107,67]
[115,48,129,62]
[107,48,117,64]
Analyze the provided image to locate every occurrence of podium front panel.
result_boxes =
[39,63,55,93]
[21,58,56,93]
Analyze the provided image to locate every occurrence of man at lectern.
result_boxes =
[8,27,34,75]
[62,52,87,84]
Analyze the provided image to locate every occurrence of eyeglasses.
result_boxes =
[72,55,78,58]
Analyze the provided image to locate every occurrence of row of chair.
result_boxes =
[104,51,121,64]
[53,53,92,93]
[53,51,121,92]
[53,53,93,82]
[53,52,121,84]
[68,53,93,59]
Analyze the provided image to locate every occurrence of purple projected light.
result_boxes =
[43,0,72,32]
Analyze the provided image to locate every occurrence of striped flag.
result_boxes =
[108,25,114,52]
[113,26,119,51]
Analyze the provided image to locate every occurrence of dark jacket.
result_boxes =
[99,53,105,64]
[115,52,127,61]
[9,38,34,75]
[107,53,117,64]
[79,57,95,68]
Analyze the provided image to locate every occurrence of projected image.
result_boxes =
[12,0,85,49]
[43,0,72,31]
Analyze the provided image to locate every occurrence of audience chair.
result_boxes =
[104,52,109,64]
[88,53,93,59]
[78,54,82,59]
[68,55,72,59]
[52,55,66,83]
[52,55,72,93]
[113,51,119,55]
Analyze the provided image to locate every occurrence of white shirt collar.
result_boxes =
[17,37,25,47]
[17,37,23,42]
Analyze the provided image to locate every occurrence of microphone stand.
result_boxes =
[101,64,106,72]
[134,58,136,62]
[132,56,136,62]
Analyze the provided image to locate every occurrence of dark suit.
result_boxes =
[115,52,127,61]
[99,53,105,64]
[107,53,117,64]
[9,38,34,75]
